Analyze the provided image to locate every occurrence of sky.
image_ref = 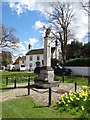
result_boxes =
[1,0,89,61]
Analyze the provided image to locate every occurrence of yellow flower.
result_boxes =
[65,93,68,99]
[79,90,81,93]
[76,90,79,93]
[83,98,86,102]
[68,100,70,103]
[76,97,80,100]
[82,91,85,96]
[70,97,73,101]
[85,91,88,97]
[62,101,66,104]
[79,95,83,98]
[59,102,61,104]
[74,95,76,98]
[62,98,64,101]
[69,90,72,94]
[66,104,68,107]
[83,86,87,89]
[81,106,84,111]
[61,94,64,98]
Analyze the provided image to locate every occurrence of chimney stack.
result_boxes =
[28,44,32,51]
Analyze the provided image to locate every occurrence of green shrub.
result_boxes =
[65,57,90,66]
[51,58,61,66]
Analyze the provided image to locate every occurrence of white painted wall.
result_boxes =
[65,66,90,76]
[19,60,26,71]
[25,54,44,70]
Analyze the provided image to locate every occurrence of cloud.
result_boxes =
[24,40,29,45]
[73,5,88,42]
[8,0,52,16]
[9,2,15,8]
[29,38,39,47]
[33,21,45,30]
[16,42,25,51]
[8,1,88,44]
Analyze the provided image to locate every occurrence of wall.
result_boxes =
[65,66,90,76]
[25,54,44,70]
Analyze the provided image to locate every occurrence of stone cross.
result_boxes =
[44,28,51,67]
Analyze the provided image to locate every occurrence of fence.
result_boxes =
[5,75,85,106]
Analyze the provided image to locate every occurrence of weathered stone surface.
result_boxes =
[34,28,59,88]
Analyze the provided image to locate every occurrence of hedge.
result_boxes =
[65,57,90,67]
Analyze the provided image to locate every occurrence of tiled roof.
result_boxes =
[26,47,55,55]
[14,56,26,65]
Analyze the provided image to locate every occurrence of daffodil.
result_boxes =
[83,86,87,89]
[76,97,80,100]
[66,104,68,107]
[62,97,64,101]
[59,102,61,104]
[70,97,73,101]
[69,90,72,94]
[62,101,66,104]
[68,100,70,103]
[81,106,84,111]
[65,93,68,99]
[85,91,88,97]
[83,98,87,101]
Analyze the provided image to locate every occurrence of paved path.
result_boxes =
[0,83,82,105]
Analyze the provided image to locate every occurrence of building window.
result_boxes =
[30,56,33,61]
[22,61,24,63]
[21,65,25,67]
[30,63,32,68]
[37,55,40,60]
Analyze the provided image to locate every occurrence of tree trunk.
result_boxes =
[61,42,65,83]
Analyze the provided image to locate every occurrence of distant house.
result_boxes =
[14,43,60,71]
[13,56,26,71]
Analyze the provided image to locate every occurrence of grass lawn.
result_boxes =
[2,96,87,119]
[1,71,88,90]
[58,76,88,86]
[1,71,37,89]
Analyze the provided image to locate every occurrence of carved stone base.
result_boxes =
[34,66,59,88]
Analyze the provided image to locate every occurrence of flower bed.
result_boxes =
[57,86,90,118]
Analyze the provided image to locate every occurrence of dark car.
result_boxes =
[52,65,72,76]
[34,65,72,76]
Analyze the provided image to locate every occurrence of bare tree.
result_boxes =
[45,2,76,82]
[0,24,19,50]
[81,1,90,16]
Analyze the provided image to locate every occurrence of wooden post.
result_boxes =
[88,77,90,86]
[6,77,8,86]
[49,87,51,107]
[75,82,77,92]
[14,78,16,88]
[28,75,30,95]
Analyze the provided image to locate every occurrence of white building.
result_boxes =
[13,56,26,71]
[14,43,60,71]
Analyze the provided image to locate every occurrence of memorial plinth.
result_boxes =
[34,28,59,88]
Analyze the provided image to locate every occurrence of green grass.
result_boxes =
[2,96,86,118]
[57,76,88,86]
[1,71,37,89]
[1,71,88,90]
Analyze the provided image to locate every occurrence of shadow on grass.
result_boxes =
[33,105,49,108]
